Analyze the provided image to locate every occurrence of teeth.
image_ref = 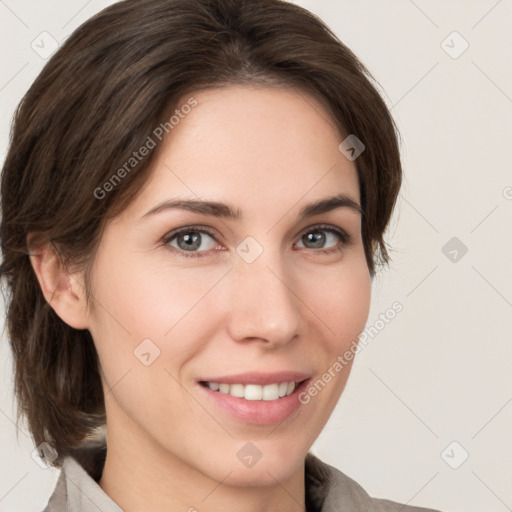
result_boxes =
[206,381,297,401]
[230,383,245,398]
[245,384,262,400]
[262,383,279,401]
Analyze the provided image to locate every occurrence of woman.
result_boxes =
[0,0,442,510]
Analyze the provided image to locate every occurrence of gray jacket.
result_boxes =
[43,446,441,511]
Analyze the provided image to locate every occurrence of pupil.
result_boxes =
[305,231,325,248]
[180,232,200,250]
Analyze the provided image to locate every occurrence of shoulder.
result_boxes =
[305,453,442,512]
[41,443,123,512]
[41,465,67,512]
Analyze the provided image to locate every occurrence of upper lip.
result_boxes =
[199,371,312,386]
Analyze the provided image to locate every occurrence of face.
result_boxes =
[85,85,371,486]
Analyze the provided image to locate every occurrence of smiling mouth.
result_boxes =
[199,380,306,401]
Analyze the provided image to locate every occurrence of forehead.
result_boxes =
[125,85,359,220]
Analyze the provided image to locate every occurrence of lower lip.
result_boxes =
[197,379,310,426]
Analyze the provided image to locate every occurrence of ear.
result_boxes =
[27,235,90,330]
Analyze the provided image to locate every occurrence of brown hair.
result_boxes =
[0,0,401,467]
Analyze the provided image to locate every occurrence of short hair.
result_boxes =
[0,0,402,467]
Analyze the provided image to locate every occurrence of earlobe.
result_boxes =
[28,237,89,330]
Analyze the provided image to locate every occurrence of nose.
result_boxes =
[225,250,302,349]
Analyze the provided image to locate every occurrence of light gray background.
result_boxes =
[1,1,511,511]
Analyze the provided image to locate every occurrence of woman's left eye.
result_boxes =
[295,226,350,253]
[162,224,351,259]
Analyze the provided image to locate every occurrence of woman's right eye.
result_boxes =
[163,227,220,258]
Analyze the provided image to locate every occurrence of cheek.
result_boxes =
[87,254,232,393]
[288,258,371,446]
[302,254,371,351]
[87,261,219,440]
[93,250,227,337]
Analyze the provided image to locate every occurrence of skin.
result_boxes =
[30,85,371,512]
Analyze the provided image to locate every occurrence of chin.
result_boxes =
[223,461,302,488]
[227,441,308,487]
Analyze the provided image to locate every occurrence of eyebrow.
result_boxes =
[140,193,363,221]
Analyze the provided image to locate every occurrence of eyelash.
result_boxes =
[161,224,352,259]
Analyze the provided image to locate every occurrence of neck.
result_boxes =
[98,418,307,512]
